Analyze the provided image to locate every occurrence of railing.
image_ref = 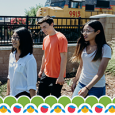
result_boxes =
[0,16,98,46]
[86,11,115,16]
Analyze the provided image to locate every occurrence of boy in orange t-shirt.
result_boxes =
[38,15,68,98]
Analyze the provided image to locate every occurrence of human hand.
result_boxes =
[56,76,65,85]
[78,87,88,98]
[38,70,42,78]
[6,92,10,96]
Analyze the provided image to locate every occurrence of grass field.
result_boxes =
[0,83,7,98]
[106,40,115,76]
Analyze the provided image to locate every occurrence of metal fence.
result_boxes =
[0,16,98,46]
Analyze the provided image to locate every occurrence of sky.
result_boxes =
[0,0,46,16]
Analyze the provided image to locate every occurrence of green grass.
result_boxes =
[0,83,7,98]
[106,40,115,76]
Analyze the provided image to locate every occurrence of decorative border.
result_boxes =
[0,95,115,114]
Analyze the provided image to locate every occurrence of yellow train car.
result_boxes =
[36,0,115,25]
[31,0,115,43]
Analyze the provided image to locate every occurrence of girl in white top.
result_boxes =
[71,20,111,98]
[7,27,37,98]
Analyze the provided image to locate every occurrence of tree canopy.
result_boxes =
[25,4,43,16]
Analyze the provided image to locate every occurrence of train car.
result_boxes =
[33,0,115,43]
[36,0,115,31]
[37,0,115,18]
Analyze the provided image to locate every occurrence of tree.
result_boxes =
[25,4,43,16]
[25,4,43,25]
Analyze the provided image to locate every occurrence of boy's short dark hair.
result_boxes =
[37,15,54,25]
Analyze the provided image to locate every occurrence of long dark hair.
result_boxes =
[71,20,108,62]
[12,27,33,58]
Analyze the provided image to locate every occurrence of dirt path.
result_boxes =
[61,75,115,98]
[106,75,115,98]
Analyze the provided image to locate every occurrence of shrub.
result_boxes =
[106,39,115,76]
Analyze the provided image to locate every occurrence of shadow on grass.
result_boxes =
[66,72,76,78]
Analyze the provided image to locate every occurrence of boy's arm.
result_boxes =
[56,52,67,85]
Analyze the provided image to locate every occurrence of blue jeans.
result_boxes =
[72,82,106,98]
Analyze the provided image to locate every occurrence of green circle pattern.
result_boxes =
[72,96,84,107]
[45,96,57,108]
[85,96,98,108]
[4,96,16,108]
[31,96,44,108]
[99,96,112,108]
[0,96,114,108]
[17,96,30,108]
[58,96,71,107]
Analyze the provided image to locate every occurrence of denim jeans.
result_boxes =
[72,82,106,98]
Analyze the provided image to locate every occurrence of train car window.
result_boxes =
[71,2,82,8]
[69,2,71,8]
[50,1,66,8]
[96,0,110,8]
[110,0,115,7]
[85,4,94,11]
[72,2,79,8]
[45,0,51,7]
[79,2,82,8]
[45,3,50,7]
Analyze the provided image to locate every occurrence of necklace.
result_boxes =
[86,45,97,54]
[89,45,97,51]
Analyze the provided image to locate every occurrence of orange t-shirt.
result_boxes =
[43,32,68,78]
